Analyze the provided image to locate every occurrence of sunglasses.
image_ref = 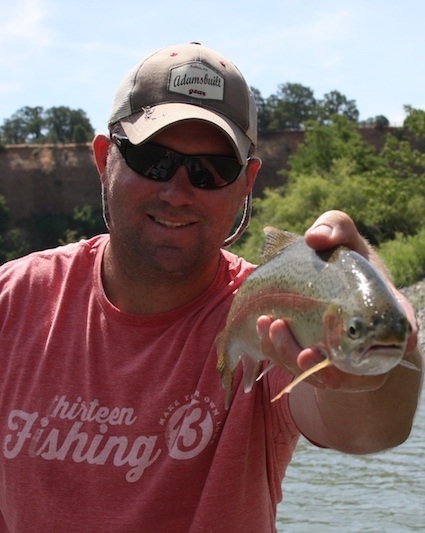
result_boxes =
[111,134,248,190]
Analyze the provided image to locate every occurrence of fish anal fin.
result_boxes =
[256,362,275,382]
[241,355,262,393]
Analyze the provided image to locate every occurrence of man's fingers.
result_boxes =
[305,210,370,257]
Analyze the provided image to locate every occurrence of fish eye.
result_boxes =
[346,317,366,339]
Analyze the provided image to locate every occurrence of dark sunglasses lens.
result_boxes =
[186,156,241,189]
[204,156,242,186]
[125,144,176,181]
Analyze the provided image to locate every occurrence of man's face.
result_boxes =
[103,121,256,280]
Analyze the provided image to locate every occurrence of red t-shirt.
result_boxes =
[0,235,299,532]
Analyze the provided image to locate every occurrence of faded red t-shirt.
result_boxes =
[0,236,299,533]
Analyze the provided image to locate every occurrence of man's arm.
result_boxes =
[289,347,422,453]
[258,210,423,454]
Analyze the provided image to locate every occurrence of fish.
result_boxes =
[216,227,411,408]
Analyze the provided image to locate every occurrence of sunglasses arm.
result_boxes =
[222,191,252,248]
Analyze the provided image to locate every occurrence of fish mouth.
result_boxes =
[334,344,405,375]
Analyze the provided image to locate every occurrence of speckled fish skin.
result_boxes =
[216,227,410,408]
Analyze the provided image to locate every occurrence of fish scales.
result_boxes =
[216,227,410,408]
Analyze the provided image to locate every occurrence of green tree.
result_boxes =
[0,195,9,234]
[403,105,425,137]
[360,115,390,129]
[72,124,90,144]
[22,106,45,142]
[251,87,273,135]
[0,106,95,144]
[268,83,318,131]
[288,114,378,175]
[370,106,425,238]
[45,107,94,143]
[0,106,45,143]
[60,205,104,245]
[378,229,425,286]
[0,195,31,263]
[318,90,359,123]
[0,117,25,144]
[231,107,425,268]
[254,85,359,133]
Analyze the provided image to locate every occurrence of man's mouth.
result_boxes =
[152,216,193,228]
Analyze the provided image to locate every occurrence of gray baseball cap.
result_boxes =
[108,42,257,164]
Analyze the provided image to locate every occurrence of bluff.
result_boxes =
[0,128,395,225]
[0,143,100,224]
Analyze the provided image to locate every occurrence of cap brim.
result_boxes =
[119,103,251,164]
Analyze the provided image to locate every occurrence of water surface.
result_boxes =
[277,387,425,532]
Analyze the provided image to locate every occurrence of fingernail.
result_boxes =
[309,224,333,238]
[269,319,286,348]
[256,320,269,341]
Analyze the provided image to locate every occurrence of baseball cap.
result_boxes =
[108,42,257,164]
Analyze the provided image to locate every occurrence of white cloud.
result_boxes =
[1,0,48,39]
[0,0,53,71]
[0,0,56,115]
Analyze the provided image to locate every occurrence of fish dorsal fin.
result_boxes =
[262,226,300,261]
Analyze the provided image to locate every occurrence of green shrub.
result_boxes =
[378,229,425,287]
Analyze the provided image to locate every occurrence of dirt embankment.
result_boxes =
[0,143,100,224]
[0,127,402,225]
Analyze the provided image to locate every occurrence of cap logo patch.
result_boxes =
[169,62,224,100]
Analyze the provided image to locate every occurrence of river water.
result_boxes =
[276,386,425,532]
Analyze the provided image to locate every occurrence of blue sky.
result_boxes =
[1,0,424,134]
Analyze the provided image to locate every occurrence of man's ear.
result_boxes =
[243,156,262,201]
[92,134,110,185]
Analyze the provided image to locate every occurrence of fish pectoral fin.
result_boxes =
[399,358,422,372]
[271,359,333,402]
[256,362,275,382]
[241,355,262,393]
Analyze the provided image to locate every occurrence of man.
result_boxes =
[0,42,422,532]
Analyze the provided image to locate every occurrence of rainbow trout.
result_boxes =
[216,227,410,408]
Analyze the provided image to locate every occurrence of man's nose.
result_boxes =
[157,165,196,205]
